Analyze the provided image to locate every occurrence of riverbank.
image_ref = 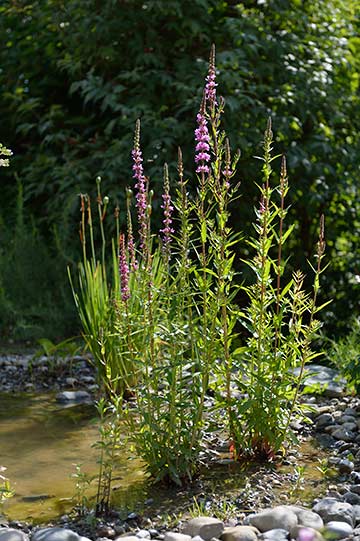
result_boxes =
[1,353,360,540]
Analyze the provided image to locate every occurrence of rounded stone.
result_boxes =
[258,528,288,540]
[32,529,92,541]
[247,506,298,532]
[323,521,353,539]
[338,459,355,474]
[290,508,324,530]
[343,491,360,505]
[220,526,258,541]
[312,499,355,526]
[0,529,29,541]
[183,518,224,541]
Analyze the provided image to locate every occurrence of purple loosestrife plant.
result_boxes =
[132,119,148,252]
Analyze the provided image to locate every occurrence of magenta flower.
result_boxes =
[205,44,217,108]
[160,163,174,259]
[297,527,317,541]
[119,233,130,302]
[132,119,148,249]
[195,105,211,174]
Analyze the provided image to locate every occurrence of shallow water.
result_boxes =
[0,392,333,524]
[0,393,145,523]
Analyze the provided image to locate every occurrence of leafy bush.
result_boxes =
[0,0,359,338]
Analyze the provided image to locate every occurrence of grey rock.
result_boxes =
[344,407,357,416]
[343,491,360,504]
[350,485,360,495]
[32,529,91,541]
[340,415,357,424]
[312,499,355,526]
[191,536,205,541]
[164,534,191,541]
[56,391,91,403]
[290,507,324,530]
[221,526,259,541]
[316,433,336,448]
[183,518,224,541]
[247,506,298,532]
[331,428,357,442]
[0,529,29,541]
[338,459,355,474]
[323,521,353,539]
[342,422,358,432]
[292,364,346,397]
[258,528,288,540]
[316,413,334,428]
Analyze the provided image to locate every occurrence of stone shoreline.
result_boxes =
[1,356,360,540]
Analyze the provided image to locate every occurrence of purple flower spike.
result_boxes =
[205,44,217,108]
[195,99,211,174]
[160,163,174,259]
[132,119,148,249]
[119,233,130,302]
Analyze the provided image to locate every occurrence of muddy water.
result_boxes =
[0,392,333,524]
[0,393,145,523]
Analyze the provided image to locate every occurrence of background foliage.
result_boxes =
[0,0,359,341]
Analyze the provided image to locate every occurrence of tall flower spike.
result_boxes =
[195,94,211,174]
[119,233,130,302]
[160,163,174,260]
[132,119,147,249]
[205,44,217,108]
